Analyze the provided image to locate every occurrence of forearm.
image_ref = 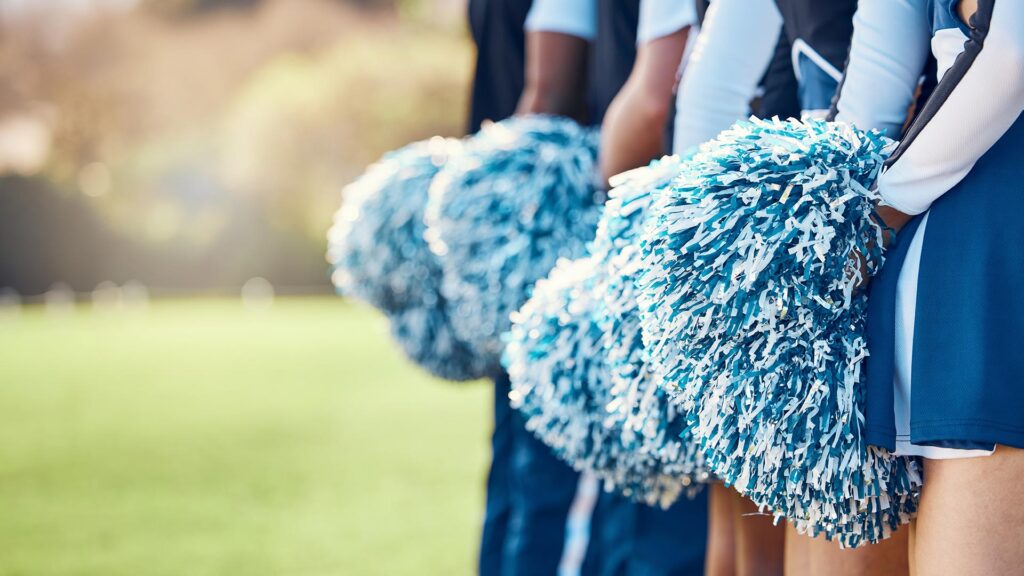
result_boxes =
[516,31,590,120]
[672,0,783,152]
[599,29,689,182]
[831,0,931,137]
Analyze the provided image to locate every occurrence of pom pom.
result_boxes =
[637,118,922,547]
[507,157,709,507]
[426,115,602,371]
[595,157,708,506]
[387,304,489,382]
[505,256,611,471]
[327,138,490,381]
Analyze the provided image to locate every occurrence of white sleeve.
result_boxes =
[832,0,932,138]
[877,1,1024,215]
[524,0,598,41]
[637,0,697,45]
[672,0,783,153]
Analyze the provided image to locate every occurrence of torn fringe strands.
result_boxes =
[505,255,613,476]
[637,118,922,547]
[327,138,490,382]
[426,115,602,373]
[506,156,709,508]
[596,156,708,506]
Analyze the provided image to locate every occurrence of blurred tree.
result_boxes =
[142,0,263,17]
[141,0,416,18]
[0,0,468,296]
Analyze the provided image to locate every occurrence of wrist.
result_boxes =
[875,204,912,237]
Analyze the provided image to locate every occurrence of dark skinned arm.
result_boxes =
[516,31,590,122]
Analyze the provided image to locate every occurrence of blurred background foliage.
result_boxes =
[0,0,471,296]
[0,4,490,574]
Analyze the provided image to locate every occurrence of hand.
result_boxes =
[875,204,912,241]
[851,204,911,290]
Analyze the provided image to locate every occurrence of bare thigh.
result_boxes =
[731,490,784,576]
[784,522,908,576]
[705,483,737,576]
[913,445,1024,576]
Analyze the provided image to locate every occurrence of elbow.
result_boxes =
[614,81,673,132]
[985,26,1024,85]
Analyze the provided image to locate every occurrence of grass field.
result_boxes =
[0,298,491,576]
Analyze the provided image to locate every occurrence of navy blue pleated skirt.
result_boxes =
[866,113,1024,452]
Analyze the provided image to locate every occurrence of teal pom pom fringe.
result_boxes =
[426,115,602,372]
[506,156,709,507]
[327,138,490,381]
[505,255,612,472]
[637,118,922,547]
[596,156,709,506]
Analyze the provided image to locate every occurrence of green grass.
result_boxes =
[0,298,491,576]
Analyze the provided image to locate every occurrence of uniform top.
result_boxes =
[672,0,857,153]
[467,0,533,132]
[833,0,1024,215]
[525,0,696,45]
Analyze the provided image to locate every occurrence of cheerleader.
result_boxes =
[465,2,536,573]
[671,4,794,572]
[832,0,1024,573]
[669,2,924,575]
[518,1,718,574]
[468,2,592,574]
[589,4,719,575]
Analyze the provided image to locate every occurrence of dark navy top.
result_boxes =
[467,0,533,133]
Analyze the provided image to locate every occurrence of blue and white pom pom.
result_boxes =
[637,118,922,547]
[327,138,490,381]
[506,157,709,507]
[595,156,708,506]
[505,255,613,471]
[426,115,602,371]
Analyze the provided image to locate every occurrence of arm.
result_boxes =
[875,0,1024,219]
[515,0,596,121]
[672,0,783,153]
[830,0,932,139]
[599,0,696,182]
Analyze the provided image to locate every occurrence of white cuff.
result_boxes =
[637,0,697,44]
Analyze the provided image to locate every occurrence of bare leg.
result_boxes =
[705,483,737,576]
[783,524,810,576]
[802,525,908,576]
[908,520,917,576]
[784,521,908,576]
[914,445,1024,576]
[732,490,784,576]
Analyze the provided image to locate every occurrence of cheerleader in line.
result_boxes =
[832,0,1024,573]
[468,2,597,573]
[584,2,717,574]
[520,2,716,574]
[669,1,890,575]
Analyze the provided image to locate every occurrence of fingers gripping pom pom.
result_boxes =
[595,157,709,506]
[327,138,490,381]
[507,157,709,508]
[426,115,602,372]
[637,118,922,547]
